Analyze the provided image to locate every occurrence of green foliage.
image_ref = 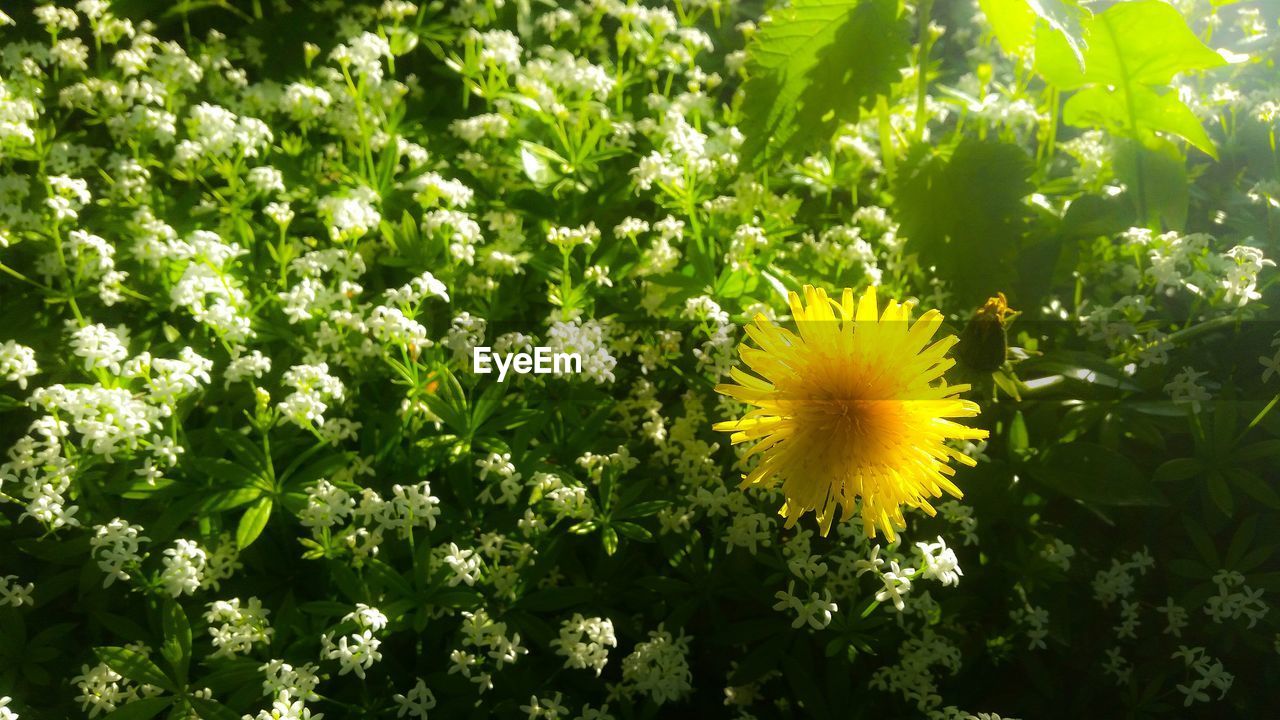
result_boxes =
[738,0,910,164]
[893,138,1034,305]
[1038,0,1225,156]
[1,0,1278,718]
[978,0,1089,63]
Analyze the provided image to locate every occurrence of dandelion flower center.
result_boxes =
[714,285,988,540]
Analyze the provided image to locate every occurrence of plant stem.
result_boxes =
[914,0,934,144]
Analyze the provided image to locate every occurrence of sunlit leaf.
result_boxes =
[738,0,910,165]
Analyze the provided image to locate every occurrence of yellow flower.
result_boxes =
[713,285,988,541]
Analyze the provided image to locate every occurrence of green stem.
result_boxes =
[914,0,934,144]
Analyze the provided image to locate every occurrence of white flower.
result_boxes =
[345,603,388,633]
[205,597,273,659]
[0,575,34,607]
[226,351,272,385]
[70,323,130,375]
[915,536,963,587]
[300,480,355,529]
[324,629,383,679]
[442,543,481,587]
[160,539,207,597]
[90,519,149,587]
[392,678,437,718]
[620,626,692,705]
[247,692,324,720]
[318,187,381,242]
[550,614,617,675]
[1163,366,1213,412]
[260,660,321,703]
[277,363,345,428]
[0,341,38,389]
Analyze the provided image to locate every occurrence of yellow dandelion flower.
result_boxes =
[713,285,988,541]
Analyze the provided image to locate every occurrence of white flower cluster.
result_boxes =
[550,614,617,675]
[318,187,381,242]
[277,363,346,428]
[1009,597,1050,650]
[772,581,838,630]
[205,596,274,658]
[90,518,149,587]
[0,341,38,389]
[1091,549,1154,606]
[159,538,207,597]
[619,626,692,705]
[546,319,615,384]
[449,608,528,693]
[1204,569,1268,628]
[321,603,387,680]
[0,574,34,607]
[1172,646,1233,707]
[392,678,437,719]
[869,628,962,710]
[260,659,321,704]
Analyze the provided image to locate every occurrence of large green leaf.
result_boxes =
[1064,81,1216,158]
[893,138,1033,305]
[1112,138,1190,229]
[737,0,910,165]
[979,0,1088,63]
[1039,0,1224,156]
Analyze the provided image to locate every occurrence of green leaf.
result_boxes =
[518,141,564,188]
[893,139,1033,305]
[1182,516,1220,566]
[1112,138,1191,229]
[421,367,469,434]
[1153,457,1203,483]
[160,601,191,685]
[1225,515,1258,568]
[236,496,273,550]
[980,0,1088,63]
[601,526,619,556]
[1028,441,1167,506]
[1236,439,1280,462]
[1207,471,1234,516]
[94,647,175,691]
[1226,468,1280,509]
[617,500,670,520]
[187,697,241,720]
[470,383,506,433]
[1079,1,1224,89]
[738,0,910,165]
[614,521,653,541]
[103,697,172,720]
[1008,411,1030,457]
[197,459,266,492]
[198,487,263,513]
[213,427,268,473]
[1047,0,1224,156]
[1068,86,1216,158]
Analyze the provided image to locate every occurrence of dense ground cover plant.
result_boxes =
[0,0,1277,718]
